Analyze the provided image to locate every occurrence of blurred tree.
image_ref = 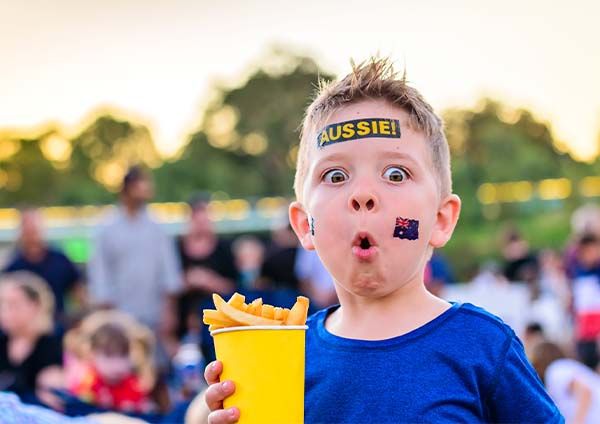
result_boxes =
[155,48,334,201]
[0,136,61,206]
[0,115,161,207]
[60,114,161,204]
[444,99,595,222]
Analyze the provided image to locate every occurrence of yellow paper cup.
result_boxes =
[211,325,307,424]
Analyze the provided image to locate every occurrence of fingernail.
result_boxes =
[228,408,237,418]
[222,380,232,391]
[210,362,217,370]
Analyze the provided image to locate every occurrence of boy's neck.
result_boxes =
[325,281,451,340]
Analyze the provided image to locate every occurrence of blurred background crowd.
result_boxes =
[2,1,600,421]
[1,163,600,422]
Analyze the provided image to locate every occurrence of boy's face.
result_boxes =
[290,99,460,299]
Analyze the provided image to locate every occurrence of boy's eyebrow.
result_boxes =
[382,151,421,166]
[313,152,352,166]
[313,150,423,169]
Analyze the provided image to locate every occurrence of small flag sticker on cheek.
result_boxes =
[393,217,419,240]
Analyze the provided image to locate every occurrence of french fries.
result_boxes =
[203,292,310,329]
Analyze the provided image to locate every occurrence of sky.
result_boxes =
[1,0,599,160]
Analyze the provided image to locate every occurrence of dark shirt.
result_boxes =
[176,237,238,338]
[3,247,80,315]
[177,237,238,282]
[503,253,539,282]
[0,334,63,397]
[260,246,300,290]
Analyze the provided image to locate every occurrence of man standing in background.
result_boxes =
[88,166,182,335]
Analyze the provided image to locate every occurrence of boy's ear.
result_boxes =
[430,194,461,248]
[289,201,315,250]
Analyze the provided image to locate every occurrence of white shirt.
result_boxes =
[545,358,600,424]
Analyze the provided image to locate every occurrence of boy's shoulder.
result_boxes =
[454,302,516,336]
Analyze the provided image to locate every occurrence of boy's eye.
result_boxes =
[323,169,348,184]
[383,167,408,182]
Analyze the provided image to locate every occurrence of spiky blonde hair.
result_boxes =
[294,57,451,202]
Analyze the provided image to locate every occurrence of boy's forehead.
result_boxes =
[327,99,408,122]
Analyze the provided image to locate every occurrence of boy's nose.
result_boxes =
[349,192,378,212]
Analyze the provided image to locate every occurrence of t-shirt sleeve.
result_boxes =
[487,335,564,423]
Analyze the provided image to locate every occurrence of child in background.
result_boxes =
[198,57,562,423]
[65,311,155,414]
[530,340,600,424]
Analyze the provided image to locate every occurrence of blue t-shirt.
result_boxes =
[305,303,563,423]
[3,247,80,315]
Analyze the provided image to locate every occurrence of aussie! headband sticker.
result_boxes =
[317,118,401,148]
[393,217,419,240]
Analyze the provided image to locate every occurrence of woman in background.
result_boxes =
[0,271,62,402]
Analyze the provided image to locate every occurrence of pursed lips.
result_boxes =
[352,232,378,260]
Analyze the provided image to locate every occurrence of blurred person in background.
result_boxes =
[0,391,150,424]
[231,235,265,290]
[531,340,600,424]
[0,271,62,404]
[527,249,572,345]
[501,226,540,287]
[3,208,83,329]
[294,248,337,309]
[565,204,600,279]
[571,233,600,369]
[424,251,455,296]
[175,195,237,344]
[65,311,156,414]
[173,195,238,382]
[523,322,546,358]
[470,260,509,287]
[260,220,336,308]
[88,166,182,347]
[539,249,571,307]
[259,221,302,291]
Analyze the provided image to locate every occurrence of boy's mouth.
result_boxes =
[352,232,377,260]
[360,238,371,249]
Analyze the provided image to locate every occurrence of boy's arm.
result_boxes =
[486,336,564,423]
[185,361,239,424]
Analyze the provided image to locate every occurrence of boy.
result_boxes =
[196,58,563,423]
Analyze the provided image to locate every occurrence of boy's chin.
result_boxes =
[345,272,387,294]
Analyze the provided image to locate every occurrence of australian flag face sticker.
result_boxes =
[393,217,419,240]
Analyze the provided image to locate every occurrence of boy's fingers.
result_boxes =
[204,361,223,385]
[205,380,236,411]
[208,407,240,424]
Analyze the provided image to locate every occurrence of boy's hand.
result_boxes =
[204,361,240,424]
